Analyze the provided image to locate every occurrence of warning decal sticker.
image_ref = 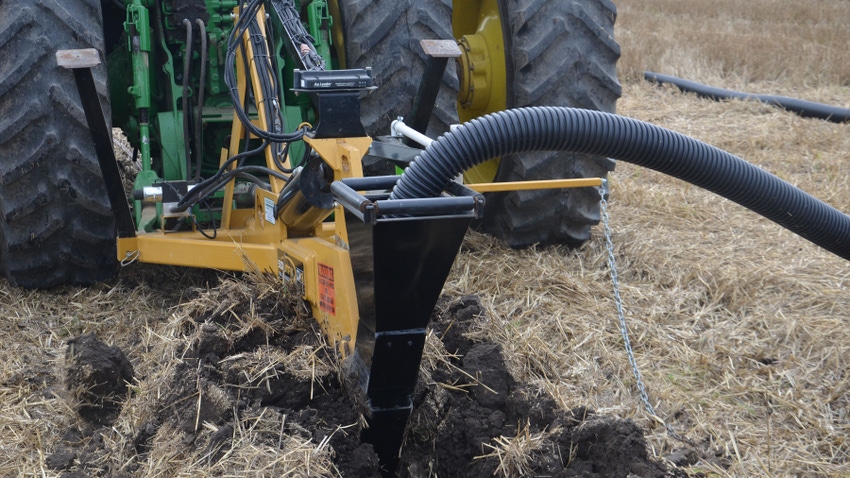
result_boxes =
[317,262,336,315]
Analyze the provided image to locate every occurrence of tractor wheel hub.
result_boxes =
[457,34,491,110]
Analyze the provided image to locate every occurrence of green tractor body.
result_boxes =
[105,0,328,230]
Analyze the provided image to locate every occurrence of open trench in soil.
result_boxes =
[51,274,701,477]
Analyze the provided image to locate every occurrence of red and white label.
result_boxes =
[317,262,336,315]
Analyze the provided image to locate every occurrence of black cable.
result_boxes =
[247,21,279,135]
[191,174,268,240]
[235,106,253,168]
[269,0,325,70]
[193,201,218,240]
[265,14,289,132]
[176,141,270,209]
[247,18,294,177]
[181,19,194,179]
[194,19,207,181]
[236,38,256,154]
[167,0,304,214]
[298,141,313,169]
[246,18,285,151]
[645,72,850,123]
[216,165,289,184]
[224,0,306,143]
[174,124,304,212]
[174,164,290,213]
[233,172,268,188]
[272,141,292,173]
[186,167,272,206]
[229,30,301,173]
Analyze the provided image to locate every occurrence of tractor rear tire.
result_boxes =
[336,0,458,139]
[482,0,621,247]
[0,0,117,288]
[337,0,620,248]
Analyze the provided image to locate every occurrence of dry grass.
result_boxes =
[475,421,553,477]
[0,266,199,476]
[442,2,850,476]
[0,269,340,477]
[617,0,850,90]
[3,1,850,476]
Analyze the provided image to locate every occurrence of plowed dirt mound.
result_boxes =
[51,275,688,477]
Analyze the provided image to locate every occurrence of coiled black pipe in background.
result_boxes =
[390,106,850,261]
[645,71,850,123]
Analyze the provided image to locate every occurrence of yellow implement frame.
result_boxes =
[468,178,603,193]
[116,5,367,356]
[115,4,603,359]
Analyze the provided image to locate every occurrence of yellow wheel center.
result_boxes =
[453,0,508,184]
[457,34,491,111]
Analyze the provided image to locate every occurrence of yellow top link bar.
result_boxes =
[467,177,603,193]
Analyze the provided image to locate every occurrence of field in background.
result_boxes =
[447,0,850,475]
[617,0,850,88]
[2,0,850,476]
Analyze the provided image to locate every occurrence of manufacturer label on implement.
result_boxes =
[264,197,276,224]
[317,262,336,315]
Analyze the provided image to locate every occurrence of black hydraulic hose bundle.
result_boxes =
[224,0,305,143]
[269,0,326,71]
[390,106,850,261]
[645,72,850,123]
[170,0,307,215]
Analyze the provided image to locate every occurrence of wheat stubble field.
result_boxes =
[2,0,850,476]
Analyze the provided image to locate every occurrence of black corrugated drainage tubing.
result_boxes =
[390,106,850,261]
[645,71,850,123]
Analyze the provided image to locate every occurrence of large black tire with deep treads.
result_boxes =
[336,0,458,139]
[485,0,621,247]
[0,0,116,288]
[338,0,620,247]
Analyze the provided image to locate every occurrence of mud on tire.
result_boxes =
[337,0,621,247]
[0,0,116,288]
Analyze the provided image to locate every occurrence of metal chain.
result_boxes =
[598,180,694,445]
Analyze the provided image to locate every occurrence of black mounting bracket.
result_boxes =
[293,69,375,139]
[406,39,462,138]
[333,176,483,473]
[57,48,136,239]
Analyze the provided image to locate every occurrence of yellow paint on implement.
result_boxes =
[454,0,507,184]
[467,178,604,193]
[279,234,359,358]
[116,5,372,358]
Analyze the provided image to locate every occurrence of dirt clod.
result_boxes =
[665,447,700,467]
[45,449,76,470]
[46,281,686,477]
[463,343,515,408]
[570,414,664,477]
[64,334,134,425]
[397,296,684,477]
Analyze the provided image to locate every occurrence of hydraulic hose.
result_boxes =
[194,19,207,181]
[390,106,850,261]
[645,72,850,123]
[181,19,193,178]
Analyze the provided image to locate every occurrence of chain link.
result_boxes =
[598,180,693,445]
